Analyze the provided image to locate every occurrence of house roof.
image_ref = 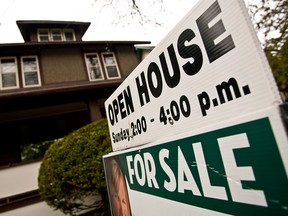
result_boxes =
[0,40,151,56]
[16,20,91,42]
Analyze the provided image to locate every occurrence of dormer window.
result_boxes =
[63,29,75,41]
[38,29,49,42]
[37,28,75,42]
[51,29,63,41]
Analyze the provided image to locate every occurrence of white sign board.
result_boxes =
[104,0,281,151]
[103,107,288,215]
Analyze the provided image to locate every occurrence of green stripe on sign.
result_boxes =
[119,118,288,215]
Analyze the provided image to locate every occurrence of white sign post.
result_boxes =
[103,0,288,215]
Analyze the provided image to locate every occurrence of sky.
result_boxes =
[0,0,200,45]
[0,0,262,46]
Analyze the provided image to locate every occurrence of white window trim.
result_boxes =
[37,28,50,42]
[37,28,76,42]
[63,29,76,41]
[101,52,121,80]
[21,56,42,88]
[84,53,105,81]
[50,28,63,41]
[0,57,19,90]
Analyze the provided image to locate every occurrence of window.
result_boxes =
[21,56,41,87]
[0,57,19,89]
[37,28,76,42]
[51,29,63,41]
[102,52,121,79]
[84,53,104,81]
[38,29,49,42]
[64,29,75,41]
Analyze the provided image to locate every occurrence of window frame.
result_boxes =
[37,28,76,42]
[50,28,63,42]
[101,52,121,79]
[37,28,50,42]
[84,53,105,81]
[21,56,42,88]
[0,57,19,90]
[63,29,76,41]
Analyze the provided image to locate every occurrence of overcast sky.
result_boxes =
[0,0,201,45]
[0,0,258,46]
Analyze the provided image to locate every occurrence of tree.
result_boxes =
[93,0,164,26]
[265,37,288,100]
[249,0,288,100]
[38,118,112,215]
[249,0,287,50]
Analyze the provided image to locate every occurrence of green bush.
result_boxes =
[38,118,112,215]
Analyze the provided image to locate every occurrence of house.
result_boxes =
[0,20,150,215]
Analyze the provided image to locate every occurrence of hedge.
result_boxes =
[38,118,111,215]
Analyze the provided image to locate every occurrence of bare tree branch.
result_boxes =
[92,0,165,27]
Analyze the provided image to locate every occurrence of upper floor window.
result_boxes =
[102,52,120,79]
[51,29,63,41]
[21,56,41,87]
[37,28,75,42]
[64,29,75,41]
[38,29,49,42]
[0,57,19,89]
[84,53,104,81]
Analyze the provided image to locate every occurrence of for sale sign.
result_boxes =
[104,0,281,151]
[103,0,288,215]
[103,108,288,215]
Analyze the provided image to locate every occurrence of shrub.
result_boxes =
[38,118,112,215]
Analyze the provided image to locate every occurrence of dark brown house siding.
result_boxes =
[40,48,87,84]
[115,45,140,77]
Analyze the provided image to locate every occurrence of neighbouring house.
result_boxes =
[0,20,151,215]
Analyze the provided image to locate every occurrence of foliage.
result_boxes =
[265,37,288,99]
[38,118,112,215]
[249,0,288,50]
[249,0,288,100]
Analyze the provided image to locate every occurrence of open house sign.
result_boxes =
[104,0,288,215]
[105,0,282,151]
